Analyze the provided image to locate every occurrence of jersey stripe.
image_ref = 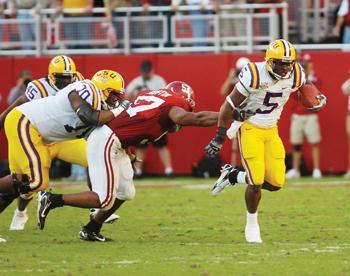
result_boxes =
[32,80,48,98]
[292,63,301,89]
[237,129,254,185]
[101,133,115,208]
[85,81,100,109]
[247,63,259,89]
[17,115,43,190]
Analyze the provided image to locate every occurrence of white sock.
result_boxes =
[16,208,27,213]
[237,172,246,184]
[246,211,258,224]
[165,167,173,175]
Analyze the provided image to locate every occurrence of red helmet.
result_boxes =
[166,81,195,109]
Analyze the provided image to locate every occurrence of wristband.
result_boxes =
[111,106,124,117]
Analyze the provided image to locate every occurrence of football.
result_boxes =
[298,84,320,108]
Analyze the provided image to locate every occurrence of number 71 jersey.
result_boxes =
[236,62,305,128]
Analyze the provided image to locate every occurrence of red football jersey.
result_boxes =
[108,89,191,147]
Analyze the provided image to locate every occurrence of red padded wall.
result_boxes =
[0,52,348,174]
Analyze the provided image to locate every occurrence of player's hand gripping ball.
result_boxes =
[298,84,327,111]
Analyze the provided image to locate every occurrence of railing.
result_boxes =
[0,2,347,56]
[0,3,289,56]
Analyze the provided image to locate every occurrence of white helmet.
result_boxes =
[235,57,250,70]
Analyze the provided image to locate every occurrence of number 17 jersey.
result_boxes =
[108,89,191,147]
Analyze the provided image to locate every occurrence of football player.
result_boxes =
[0,55,88,230]
[205,39,327,243]
[0,70,129,227]
[0,56,117,229]
[37,81,218,242]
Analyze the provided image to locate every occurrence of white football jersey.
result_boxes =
[24,73,85,101]
[25,78,57,100]
[235,61,305,128]
[17,80,101,142]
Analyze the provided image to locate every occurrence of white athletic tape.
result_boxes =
[226,121,243,139]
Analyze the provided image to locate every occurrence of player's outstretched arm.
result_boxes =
[168,106,218,127]
[69,91,129,126]
[205,87,247,156]
[0,95,28,129]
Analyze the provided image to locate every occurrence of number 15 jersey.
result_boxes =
[236,62,305,128]
[17,80,101,143]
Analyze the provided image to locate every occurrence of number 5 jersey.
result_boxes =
[236,62,306,128]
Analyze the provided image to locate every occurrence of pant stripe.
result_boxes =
[17,115,43,190]
[101,133,115,208]
[237,128,254,185]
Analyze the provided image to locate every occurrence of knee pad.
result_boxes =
[294,145,302,152]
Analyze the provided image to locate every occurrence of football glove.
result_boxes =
[111,100,131,117]
[233,108,256,122]
[119,100,131,110]
[307,94,327,111]
[205,127,226,156]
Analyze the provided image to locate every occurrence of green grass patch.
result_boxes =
[1,177,350,275]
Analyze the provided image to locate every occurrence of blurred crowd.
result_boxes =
[1,1,346,51]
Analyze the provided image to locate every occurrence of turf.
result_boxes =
[1,177,350,275]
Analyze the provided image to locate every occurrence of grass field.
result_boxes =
[1,177,350,275]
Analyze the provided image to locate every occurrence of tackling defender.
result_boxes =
[0,70,129,224]
[37,81,218,242]
[205,39,327,243]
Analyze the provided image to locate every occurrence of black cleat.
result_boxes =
[79,227,111,242]
[37,191,53,230]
